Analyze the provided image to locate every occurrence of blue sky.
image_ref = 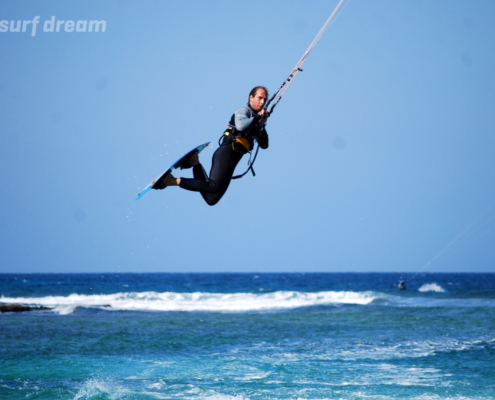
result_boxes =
[1,0,494,273]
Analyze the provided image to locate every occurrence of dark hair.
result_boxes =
[249,86,269,100]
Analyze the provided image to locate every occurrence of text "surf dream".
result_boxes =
[0,16,106,37]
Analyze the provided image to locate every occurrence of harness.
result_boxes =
[219,114,262,180]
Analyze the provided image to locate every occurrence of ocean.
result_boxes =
[0,273,494,400]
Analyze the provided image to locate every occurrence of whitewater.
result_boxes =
[1,290,379,314]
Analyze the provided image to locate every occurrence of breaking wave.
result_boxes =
[1,290,377,315]
[418,283,445,293]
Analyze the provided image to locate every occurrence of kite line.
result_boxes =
[265,0,349,115]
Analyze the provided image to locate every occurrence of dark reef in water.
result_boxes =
[0,303,51,313]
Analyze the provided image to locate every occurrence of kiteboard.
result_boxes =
[135,142,210,200]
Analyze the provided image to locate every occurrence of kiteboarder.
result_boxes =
[160,86,269,206]
[398,277,409,290]
[138,1,347,203]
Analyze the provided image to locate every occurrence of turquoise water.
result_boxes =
[1,273,494,399]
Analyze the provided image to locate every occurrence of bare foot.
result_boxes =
[162,174,180,186]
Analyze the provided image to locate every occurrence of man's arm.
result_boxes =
[234,106,255,131]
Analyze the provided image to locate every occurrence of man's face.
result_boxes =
[249,89,267,112]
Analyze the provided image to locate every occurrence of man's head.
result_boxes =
[248,86,268,112]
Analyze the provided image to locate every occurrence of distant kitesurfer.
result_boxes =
[161,86,269,206]
[398,277,409,290]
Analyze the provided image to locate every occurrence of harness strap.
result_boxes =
[220,125,260,180]
[232,142,259,180]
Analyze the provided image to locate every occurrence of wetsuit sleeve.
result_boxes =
[234,106,256,131]
[234,104,269,149]
[258,127,269,149]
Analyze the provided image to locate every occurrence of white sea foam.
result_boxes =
[340,364,446,387]
[0,290,378,314]
[73,378,132,400]
[418,283,445,293]
[203,394,249,400]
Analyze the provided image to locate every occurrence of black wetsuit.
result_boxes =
[179,104,269,206]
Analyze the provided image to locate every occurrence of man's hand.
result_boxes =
[258,109,270,125]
